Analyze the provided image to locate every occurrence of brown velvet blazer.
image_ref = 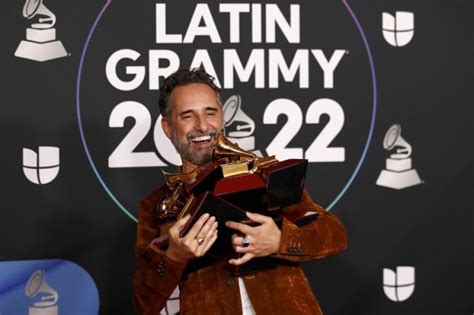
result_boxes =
[133,185,348,315]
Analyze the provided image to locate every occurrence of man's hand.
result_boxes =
[226,212,281,266]
[166,213,218,264]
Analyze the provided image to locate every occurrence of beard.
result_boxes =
[171,129,220,165]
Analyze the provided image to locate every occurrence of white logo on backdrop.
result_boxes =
[15,0,68,62]
[383,266,415,302]
[104,3,349,169]
[25,269,59,315]
[223,95,262,156]
[382,11,414,47]
[376,124,422,189]
[23,146,60,184]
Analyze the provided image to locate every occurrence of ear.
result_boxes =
[161,117,172,140]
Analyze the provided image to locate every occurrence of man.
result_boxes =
[133,68,348,315]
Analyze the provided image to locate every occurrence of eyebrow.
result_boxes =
[179,109,193,117]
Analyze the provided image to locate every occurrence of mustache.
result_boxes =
[186,129,220,140]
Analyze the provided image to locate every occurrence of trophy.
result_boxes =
[155,134,312,273]
[15,0,68,62]
[158,134,307,230]
[376,124,422,189]
[185,134,306,212]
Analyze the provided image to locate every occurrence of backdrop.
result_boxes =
[1,0,472,314]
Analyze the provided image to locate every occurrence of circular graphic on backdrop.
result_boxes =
[76,1,377,221]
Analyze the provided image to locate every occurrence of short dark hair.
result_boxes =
[159,68,221,118]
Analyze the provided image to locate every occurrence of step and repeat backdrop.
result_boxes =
[1,0,472,314]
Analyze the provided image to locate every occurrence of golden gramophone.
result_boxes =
[213,133,278,177]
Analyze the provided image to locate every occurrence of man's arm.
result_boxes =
[133,188,219,315]
[132,191,187,315]
[227,189,348,265]
[273,189,348,262]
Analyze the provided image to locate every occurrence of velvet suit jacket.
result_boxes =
[133,185,348,315]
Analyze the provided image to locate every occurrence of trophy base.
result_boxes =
[29,305,58,315]
[376,169,422,190]
[15,40,67,62]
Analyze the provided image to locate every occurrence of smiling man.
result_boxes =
[133,68,348,315]
[161,77,223,173]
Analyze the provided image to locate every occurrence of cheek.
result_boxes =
[208,116,224,130]
[175,122,194,138]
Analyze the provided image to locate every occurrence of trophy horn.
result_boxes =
[162,171,185,189]
[213,133,256,160]
[162,169,199,189]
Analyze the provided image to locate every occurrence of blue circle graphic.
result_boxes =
[76,0,377,221]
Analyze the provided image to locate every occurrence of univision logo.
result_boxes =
[23,146,60,185]
[382,11,415,47]
[383,266,415,302]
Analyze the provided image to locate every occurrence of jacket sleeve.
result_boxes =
[272,189,348,262]
[132,190,187,315]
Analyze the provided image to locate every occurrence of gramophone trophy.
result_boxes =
[156,134,308,250]
[188,134,306,212]
[15,0,68,62]
[376,124,422,189]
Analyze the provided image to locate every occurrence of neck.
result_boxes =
[180,159,210,174]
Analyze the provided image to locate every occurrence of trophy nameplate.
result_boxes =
[220,160,250,177]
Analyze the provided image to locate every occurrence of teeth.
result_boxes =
[191,135,212,142]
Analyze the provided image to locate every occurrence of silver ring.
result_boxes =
[242,237,250,248]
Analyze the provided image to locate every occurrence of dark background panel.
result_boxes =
[1,0,472,314]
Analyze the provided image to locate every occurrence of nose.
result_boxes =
[195,114,209,133]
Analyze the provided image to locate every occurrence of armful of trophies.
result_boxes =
[154,133,317,272]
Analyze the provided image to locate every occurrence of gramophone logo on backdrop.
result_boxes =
[383,266,415,302]
[15,0,68,62]
[376,124,422,189]
[0,260,99,315]
[23,146,60,184]
[382,11,414,47]
[223,95,262,156]
[25,269,59,315]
